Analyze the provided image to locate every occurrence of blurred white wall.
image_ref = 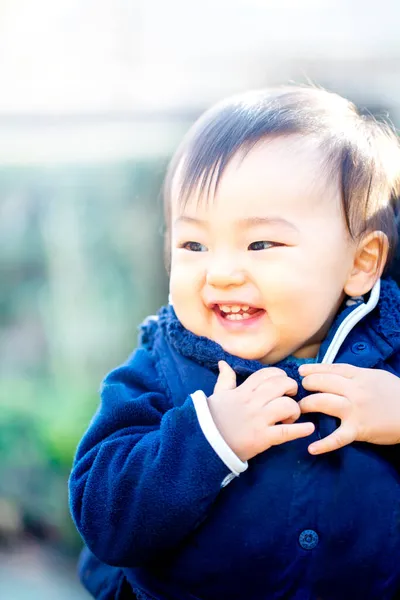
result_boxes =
[0,0,399,162]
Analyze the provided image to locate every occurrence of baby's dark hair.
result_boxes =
[163,85,400,271]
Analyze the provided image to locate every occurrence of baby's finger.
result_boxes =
[264,396,301,425]
[256,376,298,401]
[301,373,350,396]
[268,422,315,446]
[240,367,289,393]
[281,415,298,424]
[298,393,350,420]
[308,423,357,455]
[299,363,357,379]
[214,361,237,393]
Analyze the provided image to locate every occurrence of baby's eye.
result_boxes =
[181,241,208,252]
[248,241,275,251]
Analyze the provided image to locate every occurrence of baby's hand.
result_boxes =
[298,363,400,454]
[207,361,315,462]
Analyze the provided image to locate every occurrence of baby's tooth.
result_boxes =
[224,309,255,322]
[231,305,241,313]
[220,305,232,313]
[241,305,249,312]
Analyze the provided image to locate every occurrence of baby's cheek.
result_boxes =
[169,265,205,323]
[170,262,202,290]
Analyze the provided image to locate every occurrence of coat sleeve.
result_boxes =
[69,347,232,567]
[77,546,130,599]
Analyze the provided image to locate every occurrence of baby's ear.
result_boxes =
[344,231,389,297]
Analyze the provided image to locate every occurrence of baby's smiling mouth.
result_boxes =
[214,304,265,321]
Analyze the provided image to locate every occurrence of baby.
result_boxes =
[70,86,400,600]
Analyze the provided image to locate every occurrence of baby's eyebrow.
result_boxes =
[174,215,207,227]
[238,216,299,232]
[174,215,298,232]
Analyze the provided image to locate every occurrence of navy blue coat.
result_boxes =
[69,278,400,600]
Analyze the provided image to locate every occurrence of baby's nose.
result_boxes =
[206,265,246,287]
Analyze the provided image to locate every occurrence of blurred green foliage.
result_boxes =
[0,160,169,553]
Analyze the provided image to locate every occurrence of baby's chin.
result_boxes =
[216,339,279,364]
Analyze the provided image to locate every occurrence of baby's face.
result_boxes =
[169,137,358,364]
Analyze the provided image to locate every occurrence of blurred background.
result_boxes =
[0,0,399,597]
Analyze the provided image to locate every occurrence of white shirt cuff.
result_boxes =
[191,390,248,484]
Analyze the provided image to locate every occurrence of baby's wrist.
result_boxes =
[191,390,248,476]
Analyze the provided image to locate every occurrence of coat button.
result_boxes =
[351,341,369,354]
[299,529,319,550]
